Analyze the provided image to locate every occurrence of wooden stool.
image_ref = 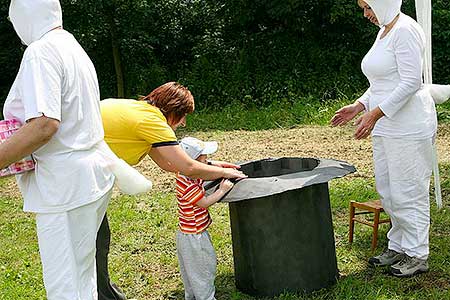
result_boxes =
[349,200,390,251]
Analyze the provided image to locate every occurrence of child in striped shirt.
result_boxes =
[176,137,234,300]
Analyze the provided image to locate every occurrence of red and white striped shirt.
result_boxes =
[176,174,212,234]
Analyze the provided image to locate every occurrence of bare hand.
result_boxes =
[330,102,365,127]
[219,179,234,193]
[222,168,247,179]
[210,160,240,169]
[353,107,384,140]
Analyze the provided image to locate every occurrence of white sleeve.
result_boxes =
[356,88,370,111]
[378,27,423,118]
[19,54,62,122]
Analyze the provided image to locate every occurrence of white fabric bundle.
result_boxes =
[96,141,153,195]
[426,83,449,210]
[110,158,153,195]
[426,84,450,104]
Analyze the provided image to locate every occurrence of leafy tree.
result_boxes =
[0,0,448,111]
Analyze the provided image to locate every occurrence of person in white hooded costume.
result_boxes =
[331,0,437,277]
[3,0,116,298]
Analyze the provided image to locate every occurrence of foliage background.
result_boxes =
[0,0,449,110]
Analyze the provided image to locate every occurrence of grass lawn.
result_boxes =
[1,123,450,300]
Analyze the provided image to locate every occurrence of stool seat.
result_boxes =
[349,200,390,251]
[352,199,384,211]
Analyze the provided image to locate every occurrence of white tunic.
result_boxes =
[3,29,114,213]
[357,13,437,139]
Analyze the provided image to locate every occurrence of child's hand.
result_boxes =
[219,179,234,193]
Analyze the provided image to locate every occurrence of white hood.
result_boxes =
[9,0,63,46]
[365,0,402,26]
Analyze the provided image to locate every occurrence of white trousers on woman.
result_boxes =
[373,136,433,260]
[35,189,112,300]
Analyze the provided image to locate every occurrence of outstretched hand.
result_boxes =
[222,167,247,179]
[210,160,240,169]
[330,102,365,127]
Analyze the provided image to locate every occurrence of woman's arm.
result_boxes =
[0,116,59,169]
[356,88,370,111]
[378,26,423,118]
[149,145,246,180]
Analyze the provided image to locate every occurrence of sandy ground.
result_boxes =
[136,123,450,193]
[2,124,449,197]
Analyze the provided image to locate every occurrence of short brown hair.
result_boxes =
[140,82,195,124]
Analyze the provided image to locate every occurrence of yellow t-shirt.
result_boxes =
[101,98,178,165]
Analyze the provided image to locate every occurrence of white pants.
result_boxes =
[373,136,432,260]
[36,189,112,300]
[176,230,217,300]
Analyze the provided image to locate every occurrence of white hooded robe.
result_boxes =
[4,0,115,213]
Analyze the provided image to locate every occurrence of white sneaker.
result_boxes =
[368,249,405,267]
[390,255,429,277]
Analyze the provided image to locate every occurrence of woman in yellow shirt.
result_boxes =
[97,82,245,300]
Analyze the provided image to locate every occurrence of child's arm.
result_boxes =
[196,179,234,208]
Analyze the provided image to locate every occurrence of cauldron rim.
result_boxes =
[204,157,356,203]
[239,157,319,179]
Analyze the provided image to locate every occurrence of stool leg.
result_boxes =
[372,209,380,252]
[349,203,355,244]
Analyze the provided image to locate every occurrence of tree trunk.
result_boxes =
[111,36,124,97]
[106,10,124,97]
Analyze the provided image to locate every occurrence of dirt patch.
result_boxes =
[135,123,450,193]
[2,124,450,197]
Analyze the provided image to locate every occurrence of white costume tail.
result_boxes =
[96,141,153,195]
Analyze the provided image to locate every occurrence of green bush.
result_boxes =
[1,0,449,111]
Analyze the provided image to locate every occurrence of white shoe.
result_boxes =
[368,249,405,267]
[390,255,429,277]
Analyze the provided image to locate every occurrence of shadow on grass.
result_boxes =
[165,272,238,300]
